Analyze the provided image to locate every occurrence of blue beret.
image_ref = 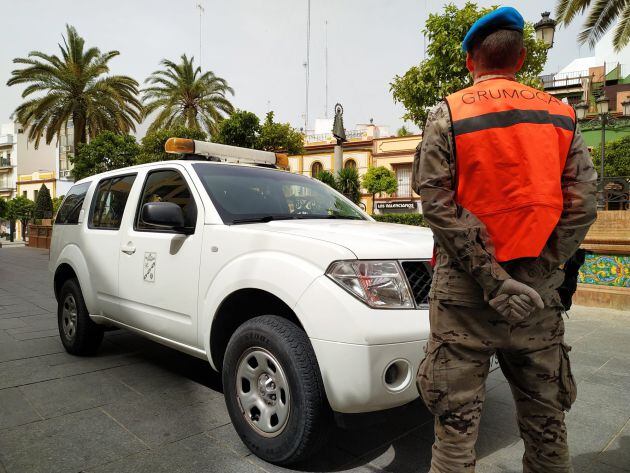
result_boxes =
[462,6,524,52]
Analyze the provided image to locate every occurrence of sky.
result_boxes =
[0,0,593,136]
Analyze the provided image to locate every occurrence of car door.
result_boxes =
[83,174,137,317]
[117,167,203,348]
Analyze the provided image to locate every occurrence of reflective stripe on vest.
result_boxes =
[445,78,575,262]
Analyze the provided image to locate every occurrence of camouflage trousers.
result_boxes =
[417,300,577,473]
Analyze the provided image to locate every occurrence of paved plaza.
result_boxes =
[0,246,628,473]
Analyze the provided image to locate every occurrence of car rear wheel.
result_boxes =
[57,278,104,356]
[222,315,330,465]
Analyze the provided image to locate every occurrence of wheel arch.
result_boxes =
[210,288,305,371]
[53,245,96,311]
[54,263,78,301]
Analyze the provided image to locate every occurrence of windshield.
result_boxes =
[193,163,367,224]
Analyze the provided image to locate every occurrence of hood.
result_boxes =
[244,219,434,259]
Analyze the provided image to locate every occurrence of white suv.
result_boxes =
[49,138,432,465]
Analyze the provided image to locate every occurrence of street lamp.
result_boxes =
[574,101,588,120]
[534,12,557,48]
[596,95,609,115]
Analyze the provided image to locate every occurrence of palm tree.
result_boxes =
[7,25,142,150]
[143,54,235,135]
[555,0,630,51]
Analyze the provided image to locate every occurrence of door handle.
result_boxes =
[121,244,136,255]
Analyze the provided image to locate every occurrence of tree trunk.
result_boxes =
[20,219,28,241]
[72,114,87,152]
[9,220,15,242]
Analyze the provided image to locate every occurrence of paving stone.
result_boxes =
[19,313,57,330]
[480,440,524,472]
[598,423,630,471]
[8,328,59,341]
[0,332,64,364]
[474,462,508,473]
[85,433,261,473]
[207,423,252,457]
[355,429,433,473]
[0,319,26,330]
[571,330,630,357]
[575,381,630,415]
[101,395,231,447]
[566,399,630,433]
[0,408,147,473]
[20,370,142,418]
[479,399,520,438]
[0,388,42,429]
[109,355,218,395]
[567,349,614,381]
[250,445,360,473]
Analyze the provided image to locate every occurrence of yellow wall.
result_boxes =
[14,171,57,240]
[289,134,423,214]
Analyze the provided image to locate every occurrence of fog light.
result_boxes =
[383,359,412,392]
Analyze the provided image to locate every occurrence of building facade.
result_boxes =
[0,121,76,240]
[542,28,630,147]
[0,123,17,200]
[289,122,422,214]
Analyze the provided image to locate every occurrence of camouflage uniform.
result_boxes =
[412,92,598,472]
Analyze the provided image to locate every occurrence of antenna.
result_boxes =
[325,20,329,119]
[197,2,205,68]
[304,0,311,132]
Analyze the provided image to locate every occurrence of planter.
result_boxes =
[27,224,53,250]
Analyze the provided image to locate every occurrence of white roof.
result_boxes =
[556,57,601,76]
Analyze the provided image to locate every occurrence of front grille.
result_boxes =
[401,260,432,308]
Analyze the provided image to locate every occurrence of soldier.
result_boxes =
[412,6,598,473]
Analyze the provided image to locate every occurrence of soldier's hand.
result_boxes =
[489,279,544,321]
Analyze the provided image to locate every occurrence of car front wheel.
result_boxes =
[222,315,330,465]
[57,278,104,356]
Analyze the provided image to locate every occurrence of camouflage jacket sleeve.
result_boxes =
[412,102,510,298]
[535,126,598,274]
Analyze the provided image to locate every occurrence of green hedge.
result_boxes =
[371,213,426,226]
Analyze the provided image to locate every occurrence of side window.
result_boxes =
[90,175,136,230]
[55,182,91,225]
[135,169,197,232]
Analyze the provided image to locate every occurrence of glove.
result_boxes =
[489,279,544,322]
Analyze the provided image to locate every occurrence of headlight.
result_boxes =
[326,260,414,309]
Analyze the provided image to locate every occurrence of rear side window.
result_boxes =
[90,175,136,230]
[135,169,197,232]
[55,182,91,225]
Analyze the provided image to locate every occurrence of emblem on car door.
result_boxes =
[143,252,157,282]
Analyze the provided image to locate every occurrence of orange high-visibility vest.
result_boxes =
[445,78,575,262]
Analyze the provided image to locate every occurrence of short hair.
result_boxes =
[469,29,524,70]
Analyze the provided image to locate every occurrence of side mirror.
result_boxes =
[141,202,186,230]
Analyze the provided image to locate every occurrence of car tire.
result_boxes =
[222,315,331,465]
[57,278,104,356]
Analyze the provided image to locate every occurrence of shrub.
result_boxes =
[34,184,53,220]
[372,213,426,226]
[315,170,338,190]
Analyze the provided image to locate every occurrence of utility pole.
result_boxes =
[197,2,205,68]
[304,0,311,132]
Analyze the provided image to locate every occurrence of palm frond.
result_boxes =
[556,0,592,24]
[577,0,627,47]
[613,2,630,50]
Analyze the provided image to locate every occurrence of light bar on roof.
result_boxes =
[164,137,288,168]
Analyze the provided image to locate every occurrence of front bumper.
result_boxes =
[310,338,426,413]
[295,275,430,413]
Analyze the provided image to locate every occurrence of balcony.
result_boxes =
[540,70,589,90]
[59,169,73,180]
[0,158,12,169]
[0,134,13,147]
